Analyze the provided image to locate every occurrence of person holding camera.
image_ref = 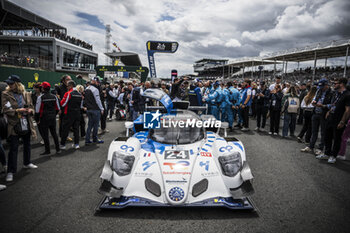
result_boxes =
[1,75,37,182]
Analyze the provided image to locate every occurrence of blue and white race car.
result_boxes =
[97,89,255,210]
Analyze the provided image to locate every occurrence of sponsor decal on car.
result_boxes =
[165,178,187,184]
[219,145,233,152]
[143,152,151,157]
[200,152,212,157]
[142,161,156,171]
[163,171,191,175]
[169,187,185,202]
[201,171,220,177]
[134,172,153,177]
[164,150,189,160]
[163,161,190,170]
[120,145,135,152]
[200,161,210,171]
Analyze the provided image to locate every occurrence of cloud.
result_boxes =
[7,0,350,78]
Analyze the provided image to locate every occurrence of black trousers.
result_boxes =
[80,113,86,137]
[107,101,115,119]
[100,107,107,130]
[298,110,313,142]
[297,109,304,124]
[61,115,80,145]
[8,133,31,173]
[256,105,268,128]
[242,107,250,128]
[39,118,59,152]
[270,110,281,133]
[324,119,346,157]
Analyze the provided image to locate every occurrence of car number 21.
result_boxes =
[164,150,189,159]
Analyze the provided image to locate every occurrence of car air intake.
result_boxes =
[192,179,208,197]
[145,178,161,197]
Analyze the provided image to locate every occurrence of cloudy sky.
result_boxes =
[10,0,350,77]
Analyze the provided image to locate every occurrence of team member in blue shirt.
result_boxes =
[240,79,253,131]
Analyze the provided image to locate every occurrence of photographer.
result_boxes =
[1,75,37,182]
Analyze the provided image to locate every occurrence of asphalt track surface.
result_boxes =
[0,119,350,233]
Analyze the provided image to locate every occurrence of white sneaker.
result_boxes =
[328,156,336,164]
[273,132,278,135]
[241,127,249,131]
[255,127,259,131]
[301,147,312,153]
[336,155,346,160]
[23,163,38,169]
[0,184,6,191]
[269,132,272,135]
[314,149,323,155]
[73,144,80,149]
[316,154,329,160]
[40,140,44,145]
[6,173,13,182]
[60,145,66,150]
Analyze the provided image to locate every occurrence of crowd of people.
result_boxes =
[165,75,350,165]
[1,73,350,191]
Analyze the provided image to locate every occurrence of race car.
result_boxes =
[97,89,255,211]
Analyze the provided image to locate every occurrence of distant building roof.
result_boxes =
[0,0,66,31]
[194,58,228,63]
[105,51,142,66]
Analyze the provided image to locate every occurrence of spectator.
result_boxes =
[255,81,270,131]
[301,79,333,154]
[99,81,109,134]
[297,83,308,124]
[269,76,282,91]
[282,85,300,138]
[317,78,350,163]
[60,80,83,149]
[297,86,317,143]
[76,84,86,138]
[35,82,61,155]
[337,118,350,160]
[1,75,37,182]
[170,77,186,101]
[106,84,117,121]
[269,84,283,135]
[84,77,104,145]
[57,75,72,139]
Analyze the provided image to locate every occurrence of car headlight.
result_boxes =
[112,151,135,176]
[218,152,242,177]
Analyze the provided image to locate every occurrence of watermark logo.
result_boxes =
[144,110,162,129]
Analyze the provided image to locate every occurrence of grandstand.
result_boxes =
[0,0,97,74]
[195,39,350,82]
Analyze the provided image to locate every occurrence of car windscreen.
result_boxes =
[149,120,205,144]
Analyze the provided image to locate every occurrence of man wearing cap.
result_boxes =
[60,80,83,149]
[84,77,104,145]
[301,78,333,154]
[1,75,37,182]
[35,82,61,155]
